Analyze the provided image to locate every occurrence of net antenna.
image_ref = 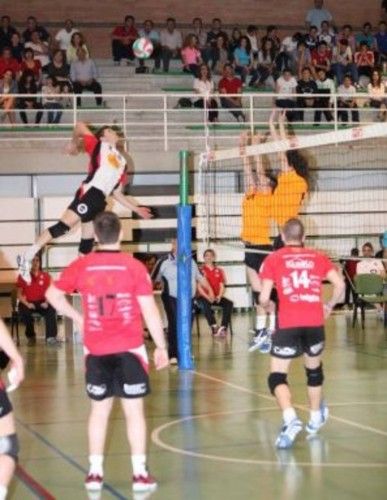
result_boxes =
[196,122,387,259]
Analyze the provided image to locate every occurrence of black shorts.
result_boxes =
[85,351,150,400]
[271,326,325,359]
[0,383,13,418]
[244,244,272,272]
[68,186,107,223]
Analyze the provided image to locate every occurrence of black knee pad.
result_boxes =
[0,433,19,462]
[306,364,324,387]
[268,372,288,395]
[48,221,70,239]
[252,291,260,306]
[79,238,94,255]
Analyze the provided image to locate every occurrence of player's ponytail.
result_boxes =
[286,150,310,189]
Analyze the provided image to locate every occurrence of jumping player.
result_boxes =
[18,122,152,283]
[0,319,24,500]
[259,218,344,449]
[240,132,277,352]
[46,211,169,493]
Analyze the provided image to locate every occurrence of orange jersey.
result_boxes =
[272,170,308,227]
[241,191,272,245]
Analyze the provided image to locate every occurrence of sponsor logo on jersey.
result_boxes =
[77,203,88,215]
[273,346,297,356]
[86,383,107,396]
[285,258,314,270]
[290,294,320,303]
[123,383,147,396]
[310,341,324,355]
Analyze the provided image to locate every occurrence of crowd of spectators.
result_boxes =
[0,15,103,124]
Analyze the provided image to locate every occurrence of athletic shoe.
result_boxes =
[85,473,103,491]
[169,357,178,365]
[248,328,269,353]
[17,254,31,284]
[214,326,227,338]
[259,328,273,354]
[211,325,218,336]
[132,473,158,492]
[275,418,303,449]
[305,401,329,435]
[46,337,61,346]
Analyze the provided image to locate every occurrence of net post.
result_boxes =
[177,150,194,370]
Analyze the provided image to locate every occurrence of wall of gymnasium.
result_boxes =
[2,1,383,57]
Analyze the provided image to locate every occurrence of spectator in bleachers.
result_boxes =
[246,25,260,58]
[228,28,242,61]
[70,47,103,107]
[314,67,334,124]
[66,32,89,64]
[22,16,50,44]
[354,42,375,88]
[46,49,71,91]
[160,18,182,72]
[55,19,79,52]
[191,17,207,52]
[318,20,335,47]
[24,30,50,70]
[305,0,334,31]
[331,38,358,85]
[10,32,24,62]
[261,25,281,52]
[20,48,42,84]
[311,41,332,79]
[0,69,17,123]
[203,18,228,65]
[275,68,298,121]
[368,69,387,121]
[337,75,359,124]
[196,249,234,337]
[375,21,387,67]
[233,36,253,84]
[277,32,303,73]
[0,15,17,51]
[17,254,58,346]
[337,24,356,53]
[143,254,158,275]
[355,22,377,50]
[356,242,386,277]
[296,40,313,78]
[0,46,20,78]
[18,69,43,125]
[305,25,320,52]
[181,34,202,76]
[252,38,277,89]
[218,63,245,121]
[42,76,63,124]
[212,35,229,74]
[111,15,138,66]
[138,19,161,71]
[296,66,318,122]
[193,63,218,122]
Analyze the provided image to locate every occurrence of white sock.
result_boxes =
[131,454,147,477]
[0,485,7,500]
[25,244,40,261]
[310,409,322,424]
[89,454,104,476]
[255,315,266,330]
[269,313,276,330]
[283,407,297,425]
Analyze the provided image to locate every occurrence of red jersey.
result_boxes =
[218,77,242,94]
[344,259,357,280]
[112,26,138,41]
[312,49,332,66]
[54,251,153,355]
[17,271,51,302]
[260,246,334,329]
[200,265,225,296]
[0,57,20,77]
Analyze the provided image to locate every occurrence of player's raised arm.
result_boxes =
[112,188,153,219]
[240,132,256,193]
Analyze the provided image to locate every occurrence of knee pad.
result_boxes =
[78,238,94,255]
[0,433,19,462]
[306,364,324,387]
[48,221,70,239]
[268,372,288,395]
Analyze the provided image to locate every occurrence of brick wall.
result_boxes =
[2,0,383,57]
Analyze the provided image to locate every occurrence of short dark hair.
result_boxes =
[203,248,215,258]
[94,211,121,244]
[362,242,374,252]
[167,17,176,23]
[125,15,134,22]
[282,218,305,243]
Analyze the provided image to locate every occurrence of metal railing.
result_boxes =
[0,91,383,151]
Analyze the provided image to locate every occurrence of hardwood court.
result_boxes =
[6,311,387,499]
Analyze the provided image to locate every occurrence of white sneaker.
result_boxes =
[275,418,303,449]
[17,254,31,284]
[305,401,329,435]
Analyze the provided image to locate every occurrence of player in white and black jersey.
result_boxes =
[18,122,152,283]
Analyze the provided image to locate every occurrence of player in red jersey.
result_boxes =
[259,218,344,449]
[18,121,152,284]
[0,319,24,500]
[46,211,169,494]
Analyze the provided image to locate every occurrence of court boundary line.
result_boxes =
[16,418,128,500]
[15,464,56,499]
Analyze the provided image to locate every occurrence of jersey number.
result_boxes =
[289,270,311,289]
[97,294,116,317]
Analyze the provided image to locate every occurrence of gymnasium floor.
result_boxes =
[7,311,387,500]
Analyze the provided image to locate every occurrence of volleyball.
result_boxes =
[133,37,154,59]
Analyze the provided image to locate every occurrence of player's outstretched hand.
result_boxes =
[154,347,169,370]
[63,140,79,156]
[136,206,153,219]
